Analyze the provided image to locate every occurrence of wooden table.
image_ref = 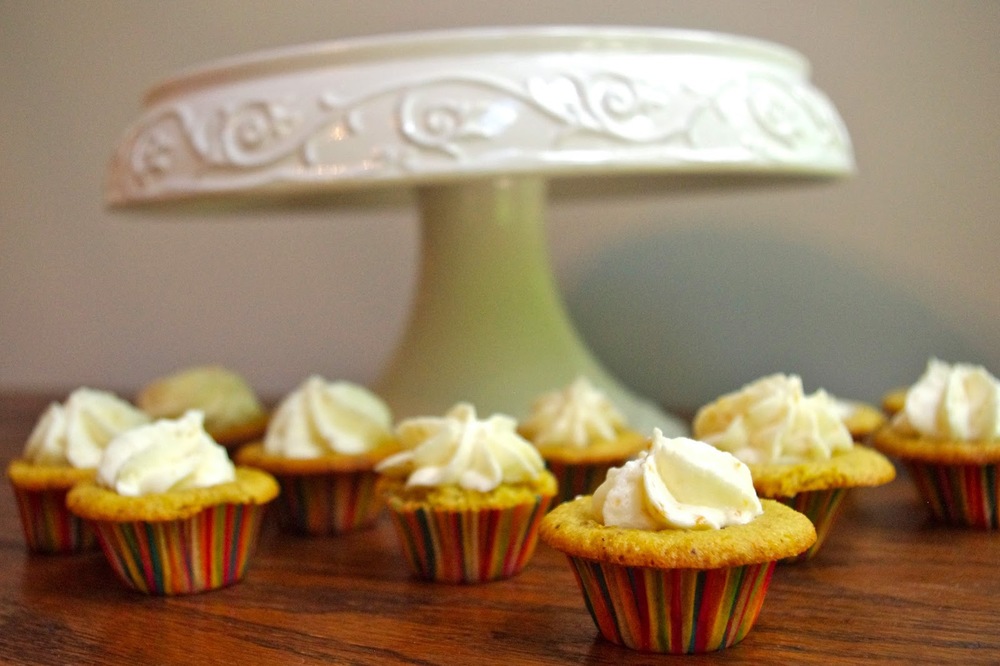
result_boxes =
[1,391,998,664]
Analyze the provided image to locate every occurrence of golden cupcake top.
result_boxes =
[693,373,854,465]
[67,411,278,521]
[263,375,396,458]
[874,359,1000,464]
[518,376,648,463]
[377,402,547,493]
[22,387,149,468]
[542,434,813,568]
[136,364,268,445]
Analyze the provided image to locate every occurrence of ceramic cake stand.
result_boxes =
[105,26,853,434]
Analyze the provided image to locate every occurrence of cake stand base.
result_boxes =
[375,176,688,435]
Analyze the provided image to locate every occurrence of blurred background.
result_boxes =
[2,1,998,417]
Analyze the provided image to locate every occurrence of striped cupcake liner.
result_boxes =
[546,462,615,505]
[386,496,553,583]
[12,486,97,554]
[88,502,268,595]
[774,488,849,562]
[566,557,775,653]
[904,461,999,529]
[274,471,384,535]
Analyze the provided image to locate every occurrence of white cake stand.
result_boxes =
[105,26,854,435]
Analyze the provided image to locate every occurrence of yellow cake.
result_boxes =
[66,411,278,595]
[518,376,649,503]
[6,387,149,553]
[838,399,887,442]
[235,376,399,534]
[540,431,815,654]
[377,402,557,583]
[871,359,1000,528]
[694,373,895,560]
[137,364,269,447]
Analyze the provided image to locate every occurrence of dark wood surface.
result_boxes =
[1,391,998,665]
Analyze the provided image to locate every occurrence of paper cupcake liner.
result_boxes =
[12,486,97,554]
[274,471,383,535]
[545,461,615,504]
[774,488,848,562]
[386,496,553,583]
[566,557,775,653]
[89,502,268,595]
[904,461,999,529]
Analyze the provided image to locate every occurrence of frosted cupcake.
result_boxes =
[376,402,557,583]
[872,359,1000,528]
[137,365,269,448]
[6,388,149,553]
[693,374,896,561]
[518,376,649,503]
[67,411,278,595]
[235,376,399,535]
[541,431,815,653]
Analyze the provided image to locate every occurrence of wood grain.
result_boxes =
[1,392,998,664]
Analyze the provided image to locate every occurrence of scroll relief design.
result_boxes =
[116,70,849,197]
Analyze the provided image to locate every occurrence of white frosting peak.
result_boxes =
[897,359,1000,440]
[23,388,149,468]
[97,411,235,496]
[592,430,762,530]
[521,376,626,448]
[693,373,853,465]
[264,376,394,458]
[376,402,546,492]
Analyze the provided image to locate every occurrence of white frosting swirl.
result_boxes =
[97,411,235,496]
[693,374,853,465]
[264,376,394,458]
[592,430,762,530]
[896,358,1000,440]
[521,376,626,448]
[376,402,546,492]
[23,388,149,468]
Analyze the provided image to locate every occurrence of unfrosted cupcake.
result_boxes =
[376,402,557,583]
[693,374,895,561]
[872,359,1000,528]
[235,376,399,535]
[137,365,269,448]
[518,376,649,503]
[6,388,149,553]
[834,398,887,443]
[541,430,815,654]
[67,411,278,595]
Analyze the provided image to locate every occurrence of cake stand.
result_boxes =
[105,26,854,435]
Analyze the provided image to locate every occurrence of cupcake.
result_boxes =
[693,374,896,561]
[540,430,815,654]
[137,364,269,448]
[376,402,557,584]
[235,376,399,535]
[834,399,887,443]
[6,388,149,553]
[518,376,649,503]
[66,411,278,595]
[872,359,1000,528]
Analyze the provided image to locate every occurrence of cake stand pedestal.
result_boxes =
[105,26,853,433]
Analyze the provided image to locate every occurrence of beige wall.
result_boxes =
[2,1,998,414]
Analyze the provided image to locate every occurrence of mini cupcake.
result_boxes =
[376,402,557,584]
[518,376,649,504]
[834,399,887,443]
[6,388,149,553]
[872,359,1000,528]
[137,364,269,448]
[693,374,896,561]
[235,376,399,535]
[541,430,815,654]
[66,411,278,595]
